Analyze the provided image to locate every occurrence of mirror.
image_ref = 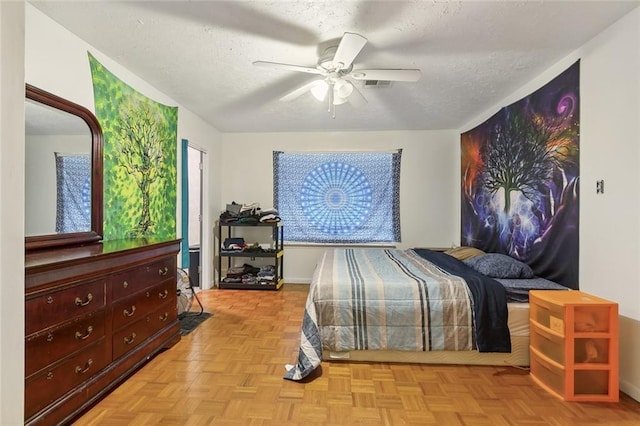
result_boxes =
[25,84,103,251]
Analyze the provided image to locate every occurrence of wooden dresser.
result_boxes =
[25,238,181,425]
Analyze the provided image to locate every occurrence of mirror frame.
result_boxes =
[25,84,104,251]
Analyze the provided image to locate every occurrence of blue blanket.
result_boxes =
[413,249,511,353]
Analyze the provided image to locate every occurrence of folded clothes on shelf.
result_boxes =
[227,263,260,276]
[221,237,246,252]
[220,202,281,224]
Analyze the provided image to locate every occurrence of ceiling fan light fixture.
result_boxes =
[334,79,354,99]
[333,95,349,106]
[255,32,420,118]
[310,80,329,101]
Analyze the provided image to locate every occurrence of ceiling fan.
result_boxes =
[253,32,421,118]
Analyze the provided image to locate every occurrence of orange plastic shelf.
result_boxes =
[529,290,619,402]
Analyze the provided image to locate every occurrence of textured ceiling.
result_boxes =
[30,1,639,133]
[26,99,90,135]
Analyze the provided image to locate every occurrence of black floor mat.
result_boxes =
[178,312,212,336]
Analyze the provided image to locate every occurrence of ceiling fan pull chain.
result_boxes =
[328,83,335,118]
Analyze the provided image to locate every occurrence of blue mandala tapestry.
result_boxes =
[55,153,92,233]
[273,150,402,244]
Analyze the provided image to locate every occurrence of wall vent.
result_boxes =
[363,80,392,88]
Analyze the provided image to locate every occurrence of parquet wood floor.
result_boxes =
[72,284,640,425]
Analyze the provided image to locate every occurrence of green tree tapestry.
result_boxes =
[89,53,177,240]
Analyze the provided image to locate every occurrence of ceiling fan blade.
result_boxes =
[280,80,321,102]
[348,85,368,109]
[253,61,322,75]
[351,69,422,82]
[332,32,368,70]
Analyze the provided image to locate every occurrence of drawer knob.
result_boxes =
[159,312,169,322]
[46,333,54,343]
[75,293,93,307]
[123,281,129,289]
[46,296,54,304]
[123,332,137,345]
[75,358,93,375]
[158,289,169,299]
[46,372,53,380]
[75,326,94,340]
[158,266,169,276]
[123,306,137,317]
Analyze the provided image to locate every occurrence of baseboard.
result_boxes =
[620,378,640,402]
[619,315,640,403]
[283,277,311,284]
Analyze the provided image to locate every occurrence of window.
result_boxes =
[273,150,401,244]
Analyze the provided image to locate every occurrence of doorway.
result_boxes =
[187,144,204,287]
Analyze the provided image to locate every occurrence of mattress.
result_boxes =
[326,302,530,367]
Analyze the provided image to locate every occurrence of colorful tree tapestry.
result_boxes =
[89,53,177,240]
[461,61,579,289]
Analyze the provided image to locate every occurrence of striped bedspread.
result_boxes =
[285,248,510,381]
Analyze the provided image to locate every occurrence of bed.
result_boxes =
[284,247,567,381]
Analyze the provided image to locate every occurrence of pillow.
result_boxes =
[463,253,534,279]
[444,246,485,260]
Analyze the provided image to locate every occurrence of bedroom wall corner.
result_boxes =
[220,130,460,283]
[579,6,640,402]
[459,6,640,402]
[177,113,223,290]
[619,316,640,402]
[0,1,26,423]
[26,4,223,290]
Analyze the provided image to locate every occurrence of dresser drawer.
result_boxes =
[530,320,565,365]
[26,310,106,377]
[112,301,176,360]
[110,258,176,301]
[26,279,106,335]
[529,294,566,334]
[150,300,178,331]
[25,338,109,418]
[112,280,176,331]
[530,348,565,397]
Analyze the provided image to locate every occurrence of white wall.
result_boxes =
[461,8,640,401]
[25,5,222,290]
[178,112,221,290]
[0,1,26,423]
[187,146,202,248]
[580,7,640,402]
[221,130,459,282]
